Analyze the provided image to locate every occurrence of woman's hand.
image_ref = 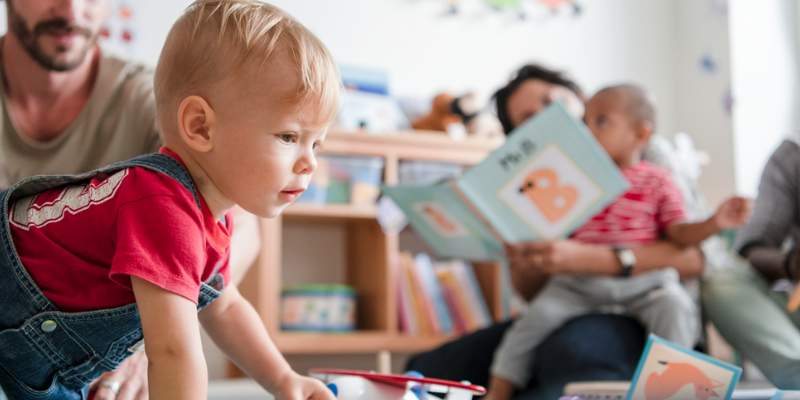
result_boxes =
[505,239,615,275]
[89,352,149,400]
[271,371,335,400]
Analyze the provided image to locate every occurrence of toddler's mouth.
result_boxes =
[280,188,306,202]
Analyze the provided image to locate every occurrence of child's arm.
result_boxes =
[131,276,208,400]
[483,376,517,400]
[198,284,334,400]
[665,197,752,246]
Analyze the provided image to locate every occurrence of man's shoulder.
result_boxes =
[98,49,154,80]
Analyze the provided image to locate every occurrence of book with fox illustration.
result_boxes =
[381,102,629,260]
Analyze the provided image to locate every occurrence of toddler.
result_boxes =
[0,1,339,399]
[484,85,751,400]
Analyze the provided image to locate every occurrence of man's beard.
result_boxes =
[8,7,96,72]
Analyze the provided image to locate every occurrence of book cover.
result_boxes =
[381,102,629,260]
[626,334,742,400]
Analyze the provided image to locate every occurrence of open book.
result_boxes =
[381,102,629,260]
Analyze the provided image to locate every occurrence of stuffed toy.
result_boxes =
[412,93,504,140]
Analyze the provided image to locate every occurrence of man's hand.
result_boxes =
[89,352,149,400]
[271,371,335,400]
[713,196,753,231]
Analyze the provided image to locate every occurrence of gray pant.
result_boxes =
[491,268,698,388]
[702,259,800,389]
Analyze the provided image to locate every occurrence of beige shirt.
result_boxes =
[0,44,161,189]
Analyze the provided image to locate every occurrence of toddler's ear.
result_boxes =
[177,95,217,153]
[636,120,654,145]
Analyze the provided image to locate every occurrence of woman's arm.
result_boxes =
[507,239,704,301]
[198,284,334,400]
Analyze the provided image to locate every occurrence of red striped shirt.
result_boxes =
[571,161,687,247]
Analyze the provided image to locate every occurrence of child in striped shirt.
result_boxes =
[485,84,751,400]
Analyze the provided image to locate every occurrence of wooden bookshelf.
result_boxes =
[234,130,504,374]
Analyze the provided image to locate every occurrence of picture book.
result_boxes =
[381,102,629,260]
[626,334,742,400]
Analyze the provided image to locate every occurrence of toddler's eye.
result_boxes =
[278,133,297,143]
[312,141,324,153]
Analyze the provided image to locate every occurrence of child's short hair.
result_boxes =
[154,0,340,135]
[595,84,658,129]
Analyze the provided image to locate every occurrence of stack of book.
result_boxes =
[397,252,493,336]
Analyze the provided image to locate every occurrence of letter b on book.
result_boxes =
[500,143,602,238]
[518,168,578,222]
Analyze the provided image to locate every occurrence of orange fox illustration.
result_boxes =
[518,168,577,222]
[421,205,460,234]
[644,361,724,400]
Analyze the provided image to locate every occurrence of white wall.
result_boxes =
[729,0,800,198]
[674,1,736,208]
[125,0,679,139]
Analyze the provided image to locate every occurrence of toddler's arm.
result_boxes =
[198,284,334,400]
[665,196,752,246]
[131,276,208,400]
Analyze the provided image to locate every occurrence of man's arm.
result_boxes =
[198,284,334,400]
[131,276,207,400]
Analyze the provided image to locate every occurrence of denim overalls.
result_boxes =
[0,153,226,400]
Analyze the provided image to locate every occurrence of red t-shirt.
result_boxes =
[9,148,232,312]
[571,161,687,247]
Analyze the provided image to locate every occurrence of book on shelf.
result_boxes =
[397,252,491,336]
[381,102,629,260]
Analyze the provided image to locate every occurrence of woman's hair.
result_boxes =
[492,64,585,134]
[154,0,341,136]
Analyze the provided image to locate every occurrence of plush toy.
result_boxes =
[412,93,504,140]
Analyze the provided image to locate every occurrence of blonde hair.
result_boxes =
[154,0,340,135]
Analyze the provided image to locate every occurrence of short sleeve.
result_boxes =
[656,171,689,229]
[110,193,206,304]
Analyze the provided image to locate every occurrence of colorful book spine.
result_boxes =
[396,253,419,335]
[414,253,454,335]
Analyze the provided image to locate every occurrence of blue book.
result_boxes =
[414,253,454,335]
[382,102,629,260]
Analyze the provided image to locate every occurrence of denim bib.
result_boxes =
[0,153,225,399]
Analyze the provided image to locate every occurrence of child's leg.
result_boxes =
[625,279,698,349]
[490,278,595,390]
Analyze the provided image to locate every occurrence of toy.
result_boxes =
[309,368,486,400]
[411,93,503,140]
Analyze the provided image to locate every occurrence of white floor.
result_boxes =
[208,379,275,400]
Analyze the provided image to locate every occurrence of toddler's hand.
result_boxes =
[273,371,335,400]
[713,196,753,230]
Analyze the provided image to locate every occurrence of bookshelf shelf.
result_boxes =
[234,130,504,376]
[272,331,457,354]
[283,203,377,220]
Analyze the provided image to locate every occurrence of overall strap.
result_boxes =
[7,153,201,210]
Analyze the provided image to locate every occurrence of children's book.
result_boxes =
[381,102,629,260]
[626,334,741,400]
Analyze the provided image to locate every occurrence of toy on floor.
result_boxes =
[309,368,486,400]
